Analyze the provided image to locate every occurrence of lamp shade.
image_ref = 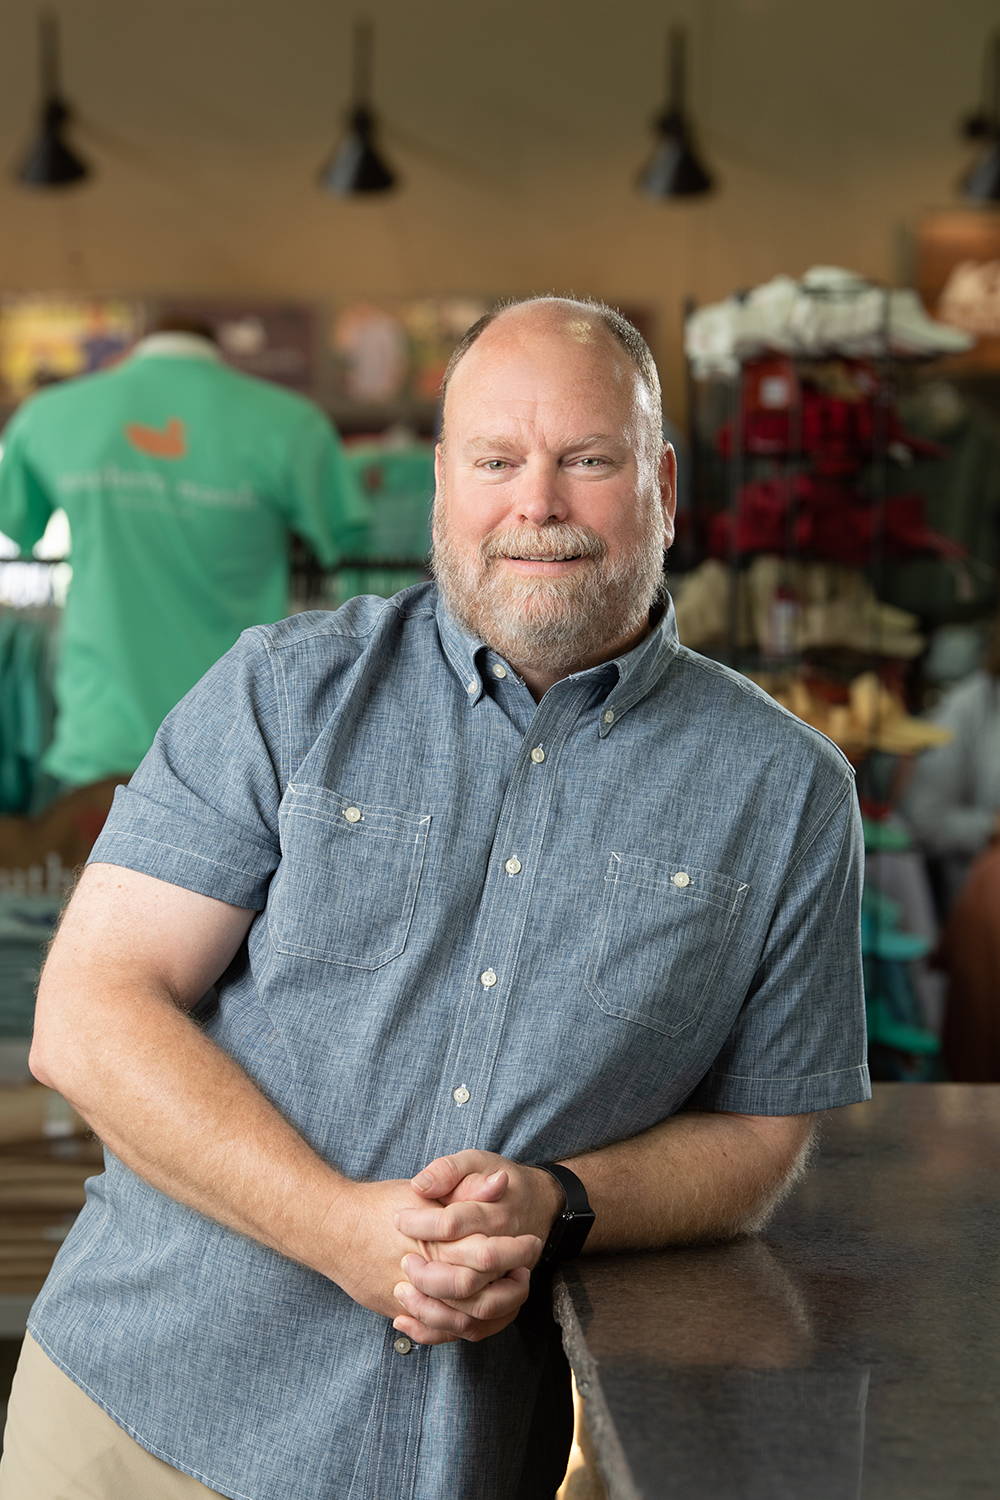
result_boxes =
[19,97,89,188]
[16,13,90,190]
[319,105,397,195]
[959,31,1000,202]
[638,108,715,197]
[319,20,398,196]
[961,139,1000,203]
[637,28,715,200]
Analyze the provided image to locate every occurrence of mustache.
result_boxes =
[480,523,606,562]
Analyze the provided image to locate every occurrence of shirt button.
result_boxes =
[466,680,478,695]
[672,871,691,888]
[504,857,522,875]
[492,664,507,679]
[480,968,498,987]
[343,806,362,824]
[603,709,615,725]
[530,746,546,764]
[393,1336,414,1356]
[453,1085,471,1105]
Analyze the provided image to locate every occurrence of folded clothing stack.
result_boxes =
[673,556,925,659]
[0,892,62,1041]
[751,671,954,758]
[687,265,975,378]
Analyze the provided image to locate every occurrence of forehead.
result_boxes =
[443,317,648,439]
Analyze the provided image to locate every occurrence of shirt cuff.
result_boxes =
[687,1062,872,1115]
[88,787,278,911]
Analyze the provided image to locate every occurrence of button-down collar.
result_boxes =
[435,590,679,729]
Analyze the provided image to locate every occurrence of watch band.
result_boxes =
[536,1162,596,1263]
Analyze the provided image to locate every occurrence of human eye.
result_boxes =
[476,458,511,473]
[569,454,612,470]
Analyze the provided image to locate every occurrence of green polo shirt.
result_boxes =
[0,337,369,786]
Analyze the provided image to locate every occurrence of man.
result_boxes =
[0,315,368,790]
[0,298,869,1500]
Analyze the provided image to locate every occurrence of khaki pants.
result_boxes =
[0,1333,225,1499]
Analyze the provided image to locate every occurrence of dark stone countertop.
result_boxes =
[553,1085,1000,1500]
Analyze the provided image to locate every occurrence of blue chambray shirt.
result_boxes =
[28,582,870,1500]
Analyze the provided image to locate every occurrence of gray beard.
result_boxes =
[431,508,667,678]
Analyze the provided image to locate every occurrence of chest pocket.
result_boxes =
[269,784,431,968]
[585,852,750,1036]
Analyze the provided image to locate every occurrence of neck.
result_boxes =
[512,616,654,701]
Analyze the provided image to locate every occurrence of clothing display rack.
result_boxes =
[679,283,984,1081]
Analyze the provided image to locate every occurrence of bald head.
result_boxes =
[441,296,662,451]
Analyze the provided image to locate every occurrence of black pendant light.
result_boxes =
[637,26,716,200]
[960,31,1000,203]
[17,10,90,189]
[319,19,398,196]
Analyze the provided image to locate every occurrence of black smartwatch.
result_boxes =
[536,1162,595,1263]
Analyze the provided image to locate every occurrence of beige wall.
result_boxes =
[0,0,997,408]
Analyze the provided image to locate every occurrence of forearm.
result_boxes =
[30,971,350,1277]
[561,1110,815,1252]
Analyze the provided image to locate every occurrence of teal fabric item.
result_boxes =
[0,611,56,814]
[0,342,370,786]
[330,444,433,606]
[0,892,62,1038]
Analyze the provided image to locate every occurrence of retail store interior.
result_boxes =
[1,1,1000,1495]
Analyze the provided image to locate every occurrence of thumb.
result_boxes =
[445,1169,508,1204]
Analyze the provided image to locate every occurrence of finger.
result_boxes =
[403,1253,492,1301]
[396,1201,504,1242]
[430,1233,543,1276]
[391,1315,459,1348]
[437,1268,531,1324]
[409,1151,500,1199]
[444,1169,508,1205]
[393,1280,482,1339]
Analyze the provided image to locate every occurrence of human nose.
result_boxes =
[513,462,568,526]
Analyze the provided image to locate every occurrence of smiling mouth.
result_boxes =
[504,554,584,562]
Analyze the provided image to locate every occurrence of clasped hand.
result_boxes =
[330,1150,561,1347]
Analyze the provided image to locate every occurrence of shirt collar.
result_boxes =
[435,587,679,729]
[130,333,222,363]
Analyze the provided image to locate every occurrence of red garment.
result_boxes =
[710,477,966,566]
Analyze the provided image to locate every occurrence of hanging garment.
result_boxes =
[0,335,370,786]
[327,443,434,608]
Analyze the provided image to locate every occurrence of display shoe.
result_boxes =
[887,289,974,355]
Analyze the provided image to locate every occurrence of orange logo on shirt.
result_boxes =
[124,417,187,459]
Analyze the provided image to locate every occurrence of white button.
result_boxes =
[343,806,362,823]
[393,1336,414,1355]
[603,709,615,725]
[530,746,545,764]
[480,969,497,988]
[504,857,522,875]
[672,871,691,888]
[467,680,478,694]
[492,664,507,679]
[453,1085,471,1105]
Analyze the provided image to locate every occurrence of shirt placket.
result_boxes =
[419,680,592,1162]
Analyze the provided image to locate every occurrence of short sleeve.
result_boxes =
[687,778,870,1115]
[87,628,283,910]
[0,408,54,553]
[279,407,370,567]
